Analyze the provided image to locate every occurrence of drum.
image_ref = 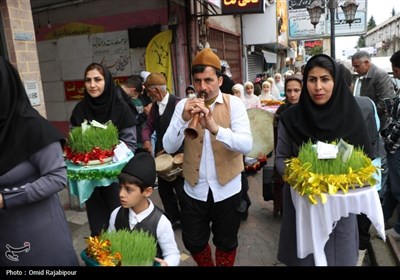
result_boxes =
[173,153,184,167]
[246,108,274,158]
[155,154,174,181]
[155,153,183,182]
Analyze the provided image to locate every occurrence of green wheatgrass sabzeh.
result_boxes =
[67,120,119,153]
[283,140,378,205]
[66,120,121,180]
[101,229,157,266]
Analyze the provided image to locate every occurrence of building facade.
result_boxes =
[1,0,285,134]
[365,12,400,57]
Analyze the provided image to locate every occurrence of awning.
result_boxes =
[262,50,277,63]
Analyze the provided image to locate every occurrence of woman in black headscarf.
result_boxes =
[275,54,375,266]
[272,74,303,217]
[70,63,137,236]
[70,63,137,150]
[0,57,79,266]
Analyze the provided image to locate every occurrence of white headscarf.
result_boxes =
[258,81,277,101]
[243,81,262,109]
[232,83,245,102]
[267,77,280,99]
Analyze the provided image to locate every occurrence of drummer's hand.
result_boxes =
[196,103,219,136]
[0,193,4,209]
[142,141,153,154]
[182,98,204,122]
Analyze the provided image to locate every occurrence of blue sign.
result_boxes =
[14,32,34,41]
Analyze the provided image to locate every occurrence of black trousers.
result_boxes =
[85,182,120,236]
[180,189,242,255]
[157,176,184,222]
[357,213,371,250]
[240,172,251,210]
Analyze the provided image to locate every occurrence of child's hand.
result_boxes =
[154,257,168,266]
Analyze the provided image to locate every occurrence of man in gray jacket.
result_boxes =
[352,51,395,127]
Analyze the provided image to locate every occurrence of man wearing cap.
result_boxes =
[142,72,184,229]
[163,48,252,266]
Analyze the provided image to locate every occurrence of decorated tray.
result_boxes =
[65,120,119,166]
[73,156,113,166]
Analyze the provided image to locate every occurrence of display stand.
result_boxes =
[291,185,385,266]
[66,152,133,205]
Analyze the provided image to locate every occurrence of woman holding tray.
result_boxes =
[70,63,137,236]
[275,54,376,266]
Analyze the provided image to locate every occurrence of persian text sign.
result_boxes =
[288,0,366,40]
[64,76,128,101]
[221,0,264,14]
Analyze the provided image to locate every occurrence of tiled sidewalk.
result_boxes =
[65,170,283,266]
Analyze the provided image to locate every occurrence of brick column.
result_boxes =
[0,0,46,117]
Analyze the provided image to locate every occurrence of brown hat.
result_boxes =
[144,72,166,88]
[192,48,221,71]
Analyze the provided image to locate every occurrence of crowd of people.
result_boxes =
[2,46,400,267]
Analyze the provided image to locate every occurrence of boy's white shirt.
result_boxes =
[108,199,180,266]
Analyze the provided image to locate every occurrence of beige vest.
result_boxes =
[183,94,244,187]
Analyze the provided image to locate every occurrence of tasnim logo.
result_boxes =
[5,242,30,262]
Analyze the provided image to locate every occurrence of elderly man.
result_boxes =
[352,51,395,127]
[163,48,252,266]
[141,72,183,229]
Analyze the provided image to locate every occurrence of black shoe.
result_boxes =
[273,208,283,217]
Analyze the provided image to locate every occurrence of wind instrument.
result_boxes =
[184,91,208,139]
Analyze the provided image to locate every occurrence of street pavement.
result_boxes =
[64,165,396,267]
[64,169,284,267]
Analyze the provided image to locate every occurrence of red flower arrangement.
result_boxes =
[64,146,115,165]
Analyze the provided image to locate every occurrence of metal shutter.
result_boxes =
[247,53,264,83]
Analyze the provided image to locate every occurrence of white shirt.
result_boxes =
[158,92,170,115]
[108,199,180,266]
[162,92,253,202]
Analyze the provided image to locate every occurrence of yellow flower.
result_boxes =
[85,236,121,266]
[283,141,378,205]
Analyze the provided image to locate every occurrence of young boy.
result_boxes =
[108,152,180,266]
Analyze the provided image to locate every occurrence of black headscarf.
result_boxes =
[275,74,303,118]
[280,54,375,158]
[70,63,135,130]
[0,57,64,176]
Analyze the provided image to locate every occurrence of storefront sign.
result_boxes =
[64,76,128,101]
[221,0,264,14]
[288,0,366,40]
